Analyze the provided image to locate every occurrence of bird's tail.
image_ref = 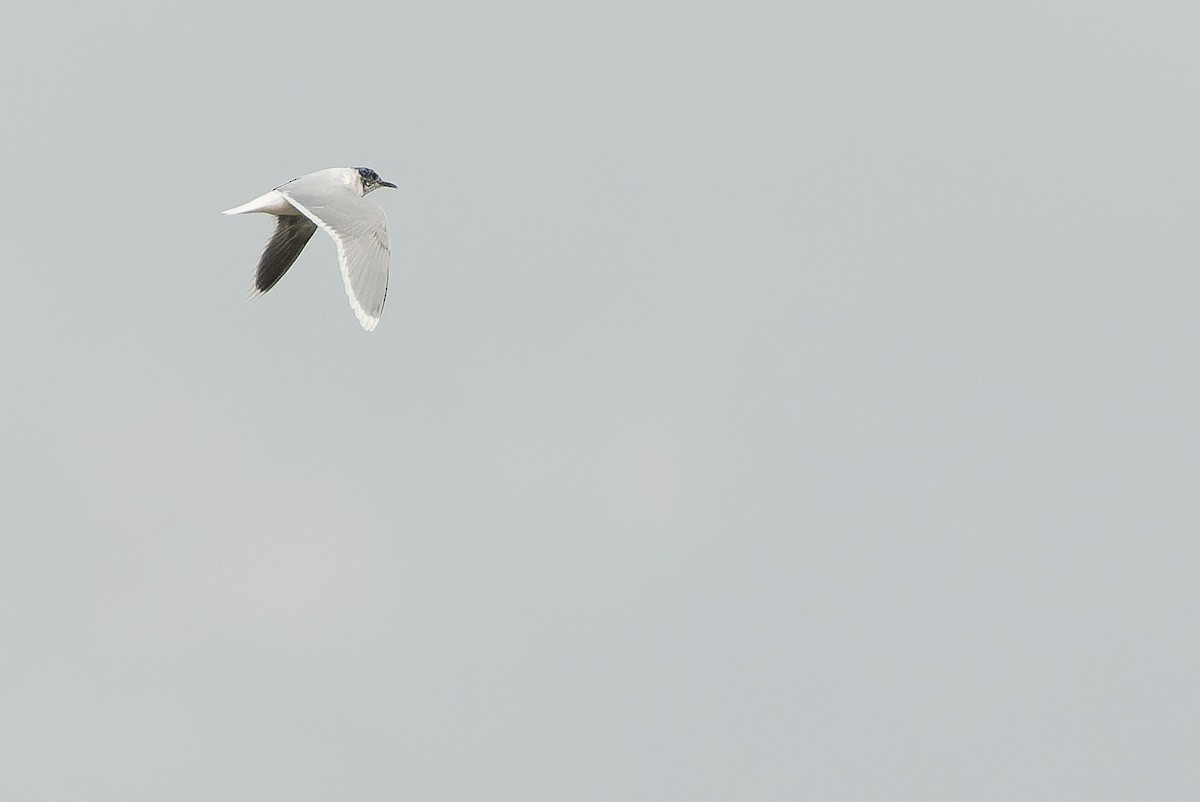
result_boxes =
[222,200,259,215]
[222,189,291,216]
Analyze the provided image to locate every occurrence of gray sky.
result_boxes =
[1,1,1197,799]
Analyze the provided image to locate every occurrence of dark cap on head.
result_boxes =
[356,167,396,189]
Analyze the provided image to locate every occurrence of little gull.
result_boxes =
[224,167,397,331]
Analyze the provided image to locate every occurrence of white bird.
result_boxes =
[224,167,397,331]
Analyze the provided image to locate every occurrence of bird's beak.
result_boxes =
[380,180,397,189]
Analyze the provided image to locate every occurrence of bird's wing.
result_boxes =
[250,215,318,298]
[279,178,390,331]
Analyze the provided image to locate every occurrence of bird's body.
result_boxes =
[224,167,397,331]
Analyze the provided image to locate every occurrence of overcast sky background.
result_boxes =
[0,1,1197,799]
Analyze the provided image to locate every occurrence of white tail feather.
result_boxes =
[222,189,297,216]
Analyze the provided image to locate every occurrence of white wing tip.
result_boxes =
[348,291,381,330]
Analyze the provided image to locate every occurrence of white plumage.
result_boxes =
[224,167,397,331]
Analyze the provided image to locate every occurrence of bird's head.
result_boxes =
[356,167,397,194]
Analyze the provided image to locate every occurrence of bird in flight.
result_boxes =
[224,167,397,331]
